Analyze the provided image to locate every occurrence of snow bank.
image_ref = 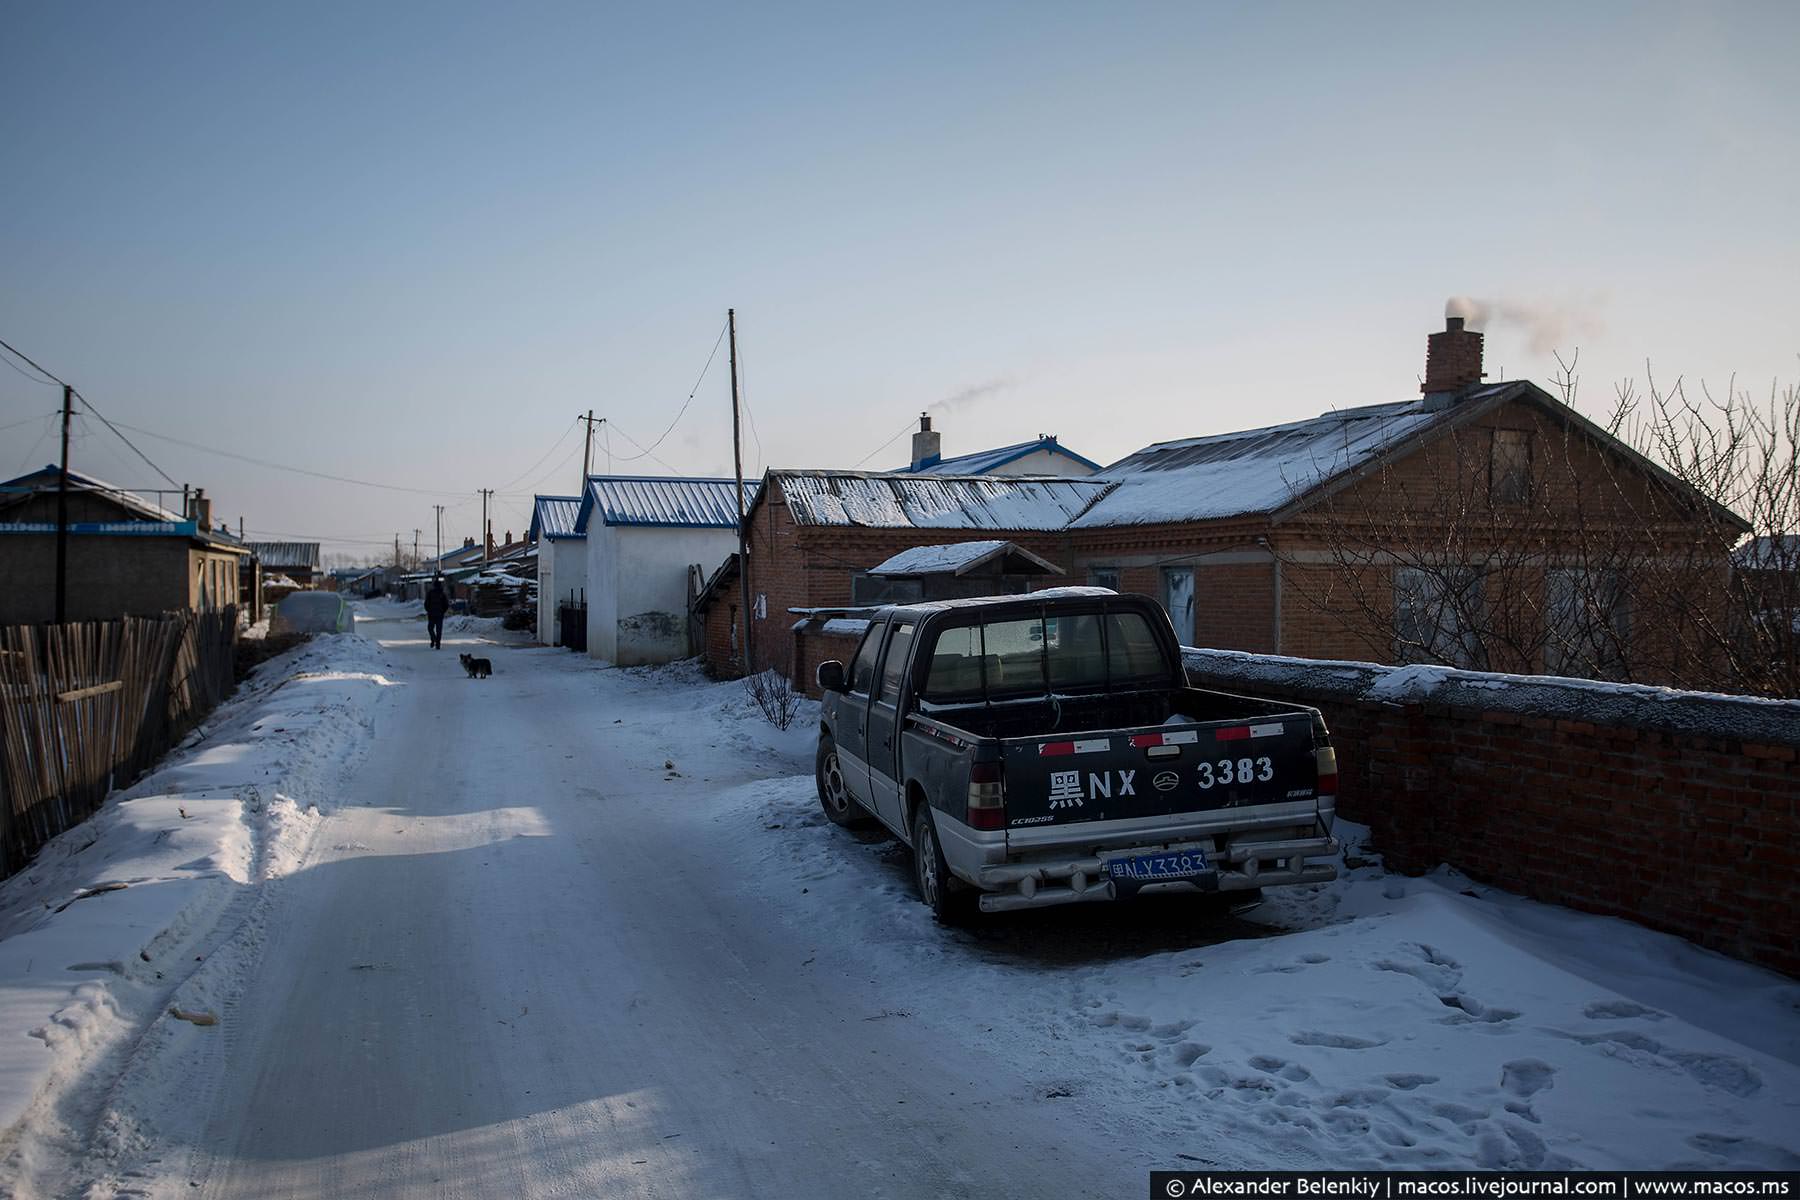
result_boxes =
[1184,647,1800,746]
[0,632,399,1191]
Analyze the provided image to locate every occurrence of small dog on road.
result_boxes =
[458,653,493,679]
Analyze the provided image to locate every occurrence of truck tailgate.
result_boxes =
[1001,713,1320,830]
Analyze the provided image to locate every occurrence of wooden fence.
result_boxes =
[0,608,238,879]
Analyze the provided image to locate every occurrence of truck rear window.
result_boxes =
[920,610,1167,702]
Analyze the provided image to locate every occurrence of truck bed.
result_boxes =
[919,685,1323,831]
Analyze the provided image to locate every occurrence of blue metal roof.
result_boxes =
[897,437,1102,476]
[530,494,584,540]
[574,475,760,532]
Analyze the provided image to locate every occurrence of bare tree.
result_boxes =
[1597,361,1798,696]
[1279,358,1796,695]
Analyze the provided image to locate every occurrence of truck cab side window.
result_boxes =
[848,627,882,695]
[876,623,915,703]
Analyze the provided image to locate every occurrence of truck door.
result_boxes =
[863,620,917,834]
[832,621,885,809]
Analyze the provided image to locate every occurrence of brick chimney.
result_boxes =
[188,488,212,530]
[1422,315,1485,397]
[910,413,941,470]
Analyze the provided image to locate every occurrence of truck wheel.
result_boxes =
[911,805,975,924]
[815,734,873,828]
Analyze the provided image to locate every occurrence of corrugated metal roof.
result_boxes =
[246,541,321,568]
[530,495,583,540]
[1071,387,1522,527]
[775,472,1111,530]
[897,437,1101,476]
[579,476,760,530]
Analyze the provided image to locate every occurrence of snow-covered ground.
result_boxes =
[724,781,1800,1170]
[0,626,403,1195]
[0,606,1794,1198]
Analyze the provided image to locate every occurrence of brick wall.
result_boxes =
[1183,648,1800,977]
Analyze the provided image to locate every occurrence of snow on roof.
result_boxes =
[774,472,1112,531]
[869,539,1011,575]
[246,542,321,568]
[1734,534,1798,570]
[530,495,583,540]
[897,437,1101,476]
[578,475,760,530]
[866,539,1063,577]
[0,464,186,523]
[1072,386,1519,527]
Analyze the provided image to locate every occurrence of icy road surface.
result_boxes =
[174,612,1142,1198]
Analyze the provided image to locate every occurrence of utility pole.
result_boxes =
[412,530,420,569]
[479,488,494,563]
[580,409,598,481]
[54,384,72,624]
[729,308,754,673]
[433,505,445,575]
[394,533,402,570]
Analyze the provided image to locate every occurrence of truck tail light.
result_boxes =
[1314,745,1339,798]
[967,761,1005,831]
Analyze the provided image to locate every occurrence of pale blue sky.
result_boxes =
[3,1,1795,557]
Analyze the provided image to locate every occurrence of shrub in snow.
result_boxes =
[745,669,802,730]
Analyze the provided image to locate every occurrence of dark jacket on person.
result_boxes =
[424,584,450,618]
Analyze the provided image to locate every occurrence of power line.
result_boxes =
[107,418,472,497]
[603,420,681,475]
[494,415,581,494]
[0,336,63,386]
[76,395,179,489]
[0,411,57,436]
[738,333,764,475]
[0,352,58,387]
[611,320,728,463]
[495,437,585,497]
[854,417,919,468]
[0,335,182,489]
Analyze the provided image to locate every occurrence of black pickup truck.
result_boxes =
[814,589,1340,919]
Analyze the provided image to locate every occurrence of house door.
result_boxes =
[1163,567,1195,646]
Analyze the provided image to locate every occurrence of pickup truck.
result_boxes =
[813,589,1340,919]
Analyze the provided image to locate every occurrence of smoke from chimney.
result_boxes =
[1444,295,1605,355]
[929,378,1010,417]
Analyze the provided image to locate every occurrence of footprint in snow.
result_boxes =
[1289,1030,1388,1050]
[1501,1058,1557,1098]
[1583,999,1665,1021]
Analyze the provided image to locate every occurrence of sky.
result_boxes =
[2,1,1796,561]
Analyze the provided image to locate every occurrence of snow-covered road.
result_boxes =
[172,610,1141,1198]
[5,604,1797,1198]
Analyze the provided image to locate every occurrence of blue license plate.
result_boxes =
[1106,849,1211,882]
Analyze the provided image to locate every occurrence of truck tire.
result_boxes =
[911,805,976,924]
[815,734,874,828]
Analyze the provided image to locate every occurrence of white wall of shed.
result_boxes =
[612,525,738,666]
[586,523,619,663]
[988,448,1096,478]
[536,537,587,645]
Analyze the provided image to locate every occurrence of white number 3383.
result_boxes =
[1197,756,1273,788]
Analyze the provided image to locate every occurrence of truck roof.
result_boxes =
[869,586,1131,622]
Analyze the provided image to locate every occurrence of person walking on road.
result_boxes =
[425,577,450,649]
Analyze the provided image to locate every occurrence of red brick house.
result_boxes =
[704,318,1747,692]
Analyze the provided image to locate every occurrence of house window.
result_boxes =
[1394,566,1486,669]
[1491,429,1532,505]
[1163,567,1195,645]
[1544,568,1629,679]
[1089,566,1120,591]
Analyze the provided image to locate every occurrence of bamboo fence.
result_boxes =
[0,608,237,878]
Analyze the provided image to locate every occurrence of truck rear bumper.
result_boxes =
[972,835,1339,912]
